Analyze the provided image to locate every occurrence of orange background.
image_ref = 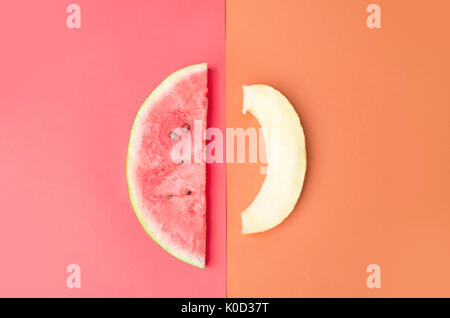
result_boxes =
[226,0,450,297]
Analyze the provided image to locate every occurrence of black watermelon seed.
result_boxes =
[186,190,192,195]
[168,194,173,200]
[183,124,190,132]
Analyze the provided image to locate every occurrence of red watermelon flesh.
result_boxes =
[127,64,207,268]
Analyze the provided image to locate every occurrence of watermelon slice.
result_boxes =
[127,63,207,268]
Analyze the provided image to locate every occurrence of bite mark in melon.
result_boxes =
[127,63,207,268]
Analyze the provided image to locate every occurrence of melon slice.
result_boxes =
[127,63,207,268]
[241,85,306,234]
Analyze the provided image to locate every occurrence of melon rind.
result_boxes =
[126,63,207,269]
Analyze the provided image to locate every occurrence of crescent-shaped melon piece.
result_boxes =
[241,85,306,234]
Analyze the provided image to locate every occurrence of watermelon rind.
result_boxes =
[126,63,207,269]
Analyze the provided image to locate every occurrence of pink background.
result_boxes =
[0,0,225,297]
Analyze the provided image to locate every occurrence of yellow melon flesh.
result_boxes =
[241,85,306,234]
